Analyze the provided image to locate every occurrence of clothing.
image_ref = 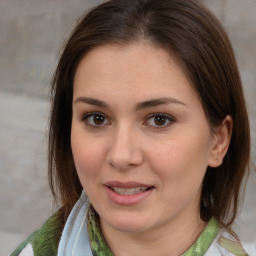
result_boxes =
[10,193,256,256]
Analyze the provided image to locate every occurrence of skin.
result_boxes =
[71,42,232,256]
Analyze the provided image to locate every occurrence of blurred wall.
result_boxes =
[0,0,255,255]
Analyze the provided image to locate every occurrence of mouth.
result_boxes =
[108,186,153,195]
[104,181,155,205]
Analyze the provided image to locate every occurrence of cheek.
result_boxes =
[149,137,209,211]
[148,134,210,185]
[73,145,99,173]
[72,139,104,199]
[149,139,189,175]
[71,127,105,183]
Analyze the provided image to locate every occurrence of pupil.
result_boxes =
[154,116,165,126]
[94,115,104,125]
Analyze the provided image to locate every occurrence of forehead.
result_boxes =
[76,43,174,81]
[73,42,194,96]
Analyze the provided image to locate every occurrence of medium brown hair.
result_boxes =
[48,0,250,226]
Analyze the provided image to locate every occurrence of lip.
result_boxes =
[104,180,153,188]
[104,180,155,206]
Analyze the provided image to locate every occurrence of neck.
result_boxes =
[100,212,206,256]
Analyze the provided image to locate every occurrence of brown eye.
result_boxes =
[154,116,166,126]
[93,115,105,125]
[83,112,110,128]
[145,113,175,128]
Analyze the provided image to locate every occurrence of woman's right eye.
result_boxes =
[82,112,110,128]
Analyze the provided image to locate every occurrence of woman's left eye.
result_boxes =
[145,113,175,128]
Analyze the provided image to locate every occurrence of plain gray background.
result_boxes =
[0,0,255,255]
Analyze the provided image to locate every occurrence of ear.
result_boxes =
[208,115,233,168]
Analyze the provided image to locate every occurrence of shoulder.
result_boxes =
[10,209,65,256]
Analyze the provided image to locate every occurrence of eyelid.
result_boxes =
[144,113,175,128]
[81,111,103,120]
[82,111,111,128]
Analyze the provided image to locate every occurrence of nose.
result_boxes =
[106,125,143,170]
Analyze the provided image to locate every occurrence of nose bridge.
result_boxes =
[114,123,131,148]
[107,122,143,169]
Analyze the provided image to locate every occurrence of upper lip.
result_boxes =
[104,181,154,188]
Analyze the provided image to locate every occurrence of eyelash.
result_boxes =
[82,112,110,129]
[81,112,175,129]
[144,113,175,128]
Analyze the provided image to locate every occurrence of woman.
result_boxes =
[11,0,255,255]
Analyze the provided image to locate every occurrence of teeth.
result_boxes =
[110,186,149,195]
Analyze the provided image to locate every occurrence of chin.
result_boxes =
[112,221,149,233]
[102,213,152,234]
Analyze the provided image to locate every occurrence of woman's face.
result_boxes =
[71,43,217,235]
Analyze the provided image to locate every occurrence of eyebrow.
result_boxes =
[135,97,186,110]
[74,97,186,110]
[74,97,109,108]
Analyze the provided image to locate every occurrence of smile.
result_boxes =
[104,181,155,205]
[109,186,151,195]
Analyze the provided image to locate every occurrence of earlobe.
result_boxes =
[208,115,233,168]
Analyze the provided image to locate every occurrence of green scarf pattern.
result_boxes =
[10,209,63,256]
[182,218,218,255]
[87,205,113,256]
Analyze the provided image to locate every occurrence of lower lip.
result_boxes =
[105,186,154,206]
